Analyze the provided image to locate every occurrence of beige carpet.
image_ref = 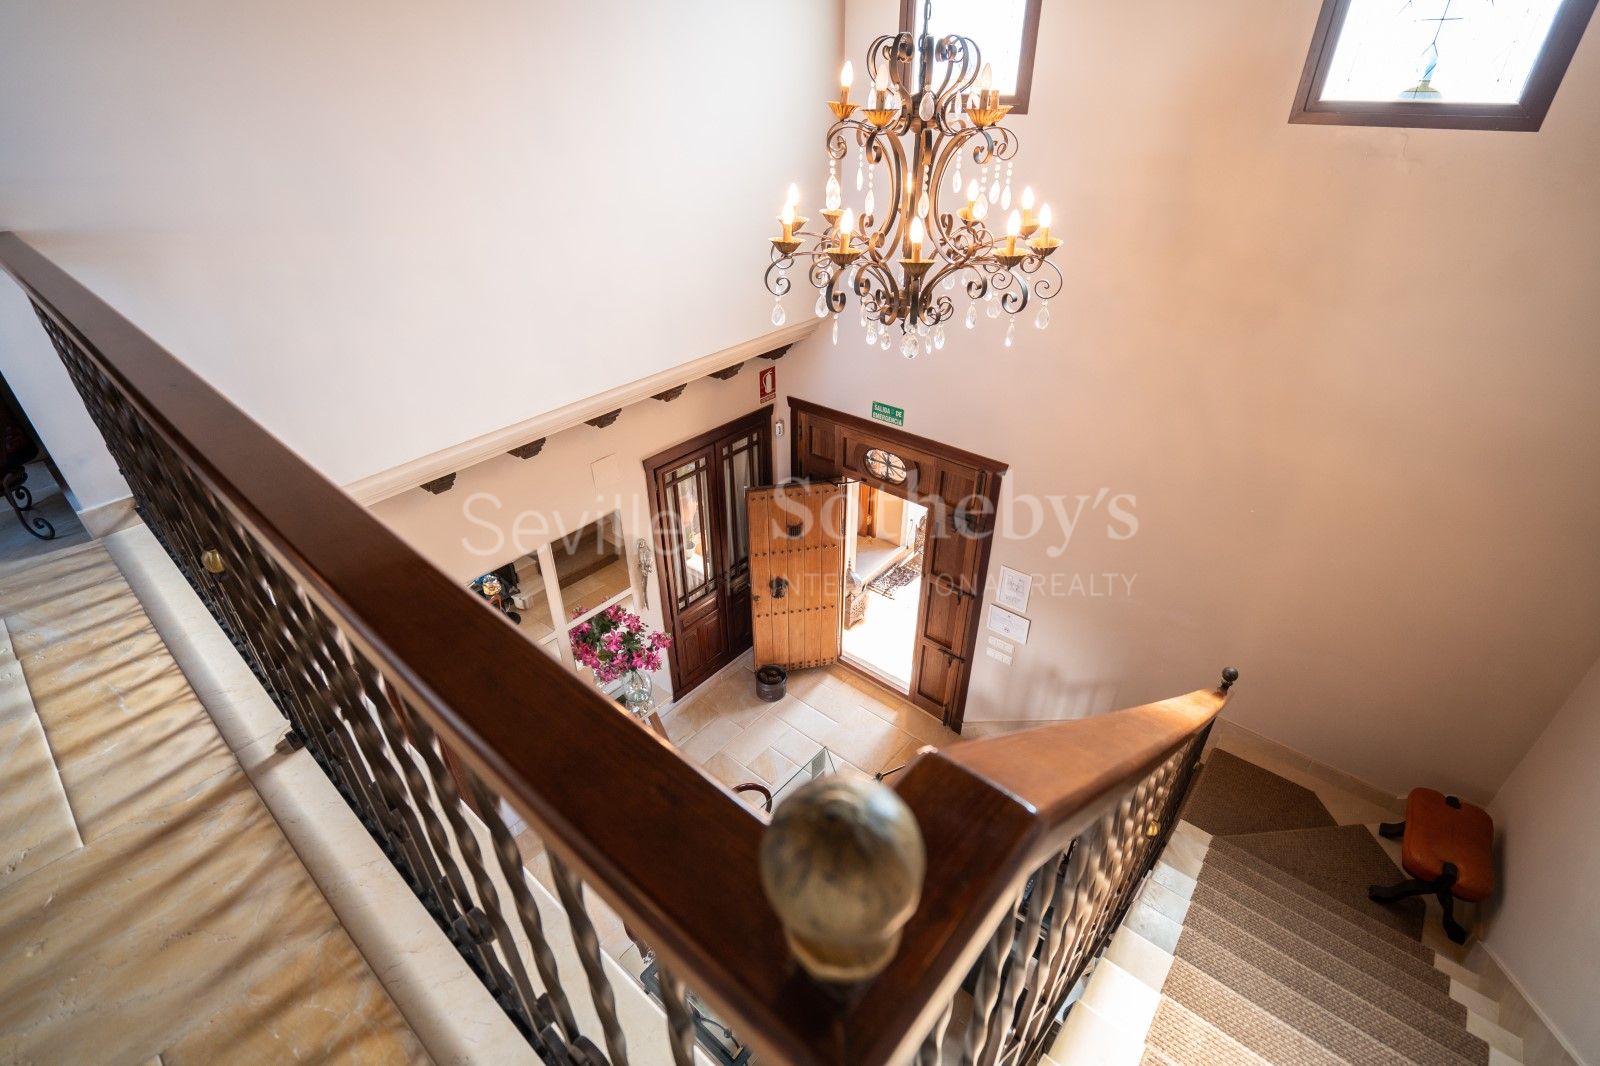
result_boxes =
[1217,826,1427,940]
[1178,750,1337,837]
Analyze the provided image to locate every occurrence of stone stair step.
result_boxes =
[1046,999,1148,1066]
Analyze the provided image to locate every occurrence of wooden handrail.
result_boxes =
[0,230,1232,1064]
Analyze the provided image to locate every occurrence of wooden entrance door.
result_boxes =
[786,398,1006,733]
[645,409,773,696]
[747,482,847,669]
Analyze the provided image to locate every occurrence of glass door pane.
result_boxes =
[665,455,715,610]
[721,431,761,592]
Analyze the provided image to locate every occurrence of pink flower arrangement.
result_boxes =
[569,603,671,684]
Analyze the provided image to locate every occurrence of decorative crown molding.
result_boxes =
[343,319,820,505]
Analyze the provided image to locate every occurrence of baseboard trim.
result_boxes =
[78,495,139,538]
[344,320,820,505]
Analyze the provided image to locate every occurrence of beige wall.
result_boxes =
[371,367,778,698]
[772,0,1600,800]
[1484,655,1600,1064]
[0,0,840,493]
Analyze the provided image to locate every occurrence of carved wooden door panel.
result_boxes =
[911,466,990,722]
[748,482,846,670]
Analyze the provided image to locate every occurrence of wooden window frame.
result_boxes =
[899,0,1043,115]
[1289,0,1599,131]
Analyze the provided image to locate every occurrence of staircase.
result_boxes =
[1048,751,1528,1066]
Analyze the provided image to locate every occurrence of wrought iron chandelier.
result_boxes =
[765,0,1062,358]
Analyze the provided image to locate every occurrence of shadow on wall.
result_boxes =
[966,662,1127,732]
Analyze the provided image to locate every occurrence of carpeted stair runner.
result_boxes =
[1185,876,1471,1041]
[1176,901,1483,1064]
[1198,850,1444,991]
[1155,958,1348,1065]
[1052,748,1515,1065]
[1142,996,1271,1065]
[1218,826,1426,939]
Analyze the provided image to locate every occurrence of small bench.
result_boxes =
[1368,788,1494,944]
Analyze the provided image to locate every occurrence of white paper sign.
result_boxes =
[995,566,1032,612]
[987,604,1031,644]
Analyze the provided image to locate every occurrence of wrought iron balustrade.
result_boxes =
[1,230,1231,1066]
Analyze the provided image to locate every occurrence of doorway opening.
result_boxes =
[771,398,1008,734]
[842,484,928,693]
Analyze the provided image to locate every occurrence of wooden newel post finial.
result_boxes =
[759,776,926,984]
[1220,666,1240,692]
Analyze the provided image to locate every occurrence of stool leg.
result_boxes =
[1378,820,1406,840]
[1438,892,1468,945]
[1369,877,1432,903]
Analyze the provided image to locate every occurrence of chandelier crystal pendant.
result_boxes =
[765,0,1062,354]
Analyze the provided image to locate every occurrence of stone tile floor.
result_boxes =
[659,650,959,806]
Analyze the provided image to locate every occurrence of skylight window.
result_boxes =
[1290,0,1598,130]
[903,0,1042,113]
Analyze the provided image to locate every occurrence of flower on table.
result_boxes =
[569,604,672,686]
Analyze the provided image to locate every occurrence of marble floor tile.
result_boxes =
[666,662,958,795]
[0,618,80,888]
[0,544,426,1064]
[0,546,241,845]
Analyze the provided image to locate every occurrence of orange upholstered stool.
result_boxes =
[1368,788,1495,944]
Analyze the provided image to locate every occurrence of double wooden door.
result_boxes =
[784,399,1006,733]
[645,408,773,696]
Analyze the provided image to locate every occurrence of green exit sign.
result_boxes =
[870,401,904,427]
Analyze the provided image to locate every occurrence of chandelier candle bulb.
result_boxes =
[1020,186,1038,236]
[772,202,802,255]
[960,178,980,224]
[1029,203,1061,257]
[996,209,1029,267]
[828,208,864,265]
[784,183,808,234]
[830,60,858,119]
